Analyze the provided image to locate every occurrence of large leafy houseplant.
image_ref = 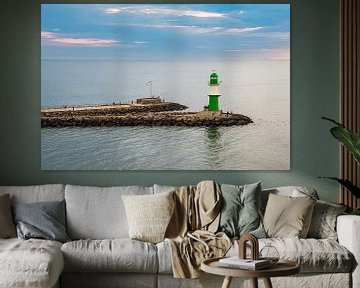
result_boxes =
[320,117,360,214]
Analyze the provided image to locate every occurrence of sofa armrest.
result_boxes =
[337,215,360,288]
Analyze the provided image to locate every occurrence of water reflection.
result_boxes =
[204,127,224,168]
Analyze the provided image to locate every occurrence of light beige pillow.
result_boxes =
[263,193,316,238]
[0,194,17,238]
[122,191,175,243]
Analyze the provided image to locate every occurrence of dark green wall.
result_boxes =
[0,0,340,202]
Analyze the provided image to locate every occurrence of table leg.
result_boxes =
[263,277,273,288]
[221,276,233,288]
[251,278,258,288]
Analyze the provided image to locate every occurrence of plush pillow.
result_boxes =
[0,194,17,238]
[218,182,266,238]
[261,186,319,213]
[12,200,70,243]
[122,191,175,243]
[263,193,316,238]
[307,200,347,240]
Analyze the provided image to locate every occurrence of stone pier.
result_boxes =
[41,102,253,128]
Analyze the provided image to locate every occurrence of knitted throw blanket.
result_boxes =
[165,181,231,279]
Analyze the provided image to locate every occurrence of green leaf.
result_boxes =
[322,117,360,165]
[319,177,360,198]
[322,116,344,127]
[330,127,360,165]
[351,208,360,215]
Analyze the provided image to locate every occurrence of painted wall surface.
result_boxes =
[0,0,340,202]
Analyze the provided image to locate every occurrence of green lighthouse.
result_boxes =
[207,70,221,112]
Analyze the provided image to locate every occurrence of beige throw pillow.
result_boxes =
[122,191,175,243]
[0,194,17,238]
[263,193,316,238]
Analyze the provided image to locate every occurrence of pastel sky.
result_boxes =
[41,4,290,60]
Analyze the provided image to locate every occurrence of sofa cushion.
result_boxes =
[153,184,176,194]
[158,237,353,274]
[61,239,158,273]
[263,194,316,238]
[261,186,319,213]
[0,184,65,204]
[307,200,347,240]
[65,185,153,239]
[218,182,266,238]
[0,238,64,288]
[0,194,16,238]
[235,238,353,273]
[122,191,175,243]
[12,200,70,243]
[261,238,353,273]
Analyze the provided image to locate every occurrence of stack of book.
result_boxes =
[218,257,271,270]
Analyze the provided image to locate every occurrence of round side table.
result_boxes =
[201,257,300,288]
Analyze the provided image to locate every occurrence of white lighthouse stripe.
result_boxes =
[209,86,220,95]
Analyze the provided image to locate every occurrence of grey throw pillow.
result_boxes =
[218,182,266,238]
[0,194,17,238]
[12,200,70,243]
[307,200,347,240]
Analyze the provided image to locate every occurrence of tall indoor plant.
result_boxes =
[320,117,360,214]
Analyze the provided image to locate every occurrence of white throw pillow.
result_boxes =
[122,191,175,243]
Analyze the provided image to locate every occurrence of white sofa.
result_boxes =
[0,184,359,288]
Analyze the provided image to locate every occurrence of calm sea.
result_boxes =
[41,59,290,170]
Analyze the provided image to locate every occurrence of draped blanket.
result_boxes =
[165,181,231,279]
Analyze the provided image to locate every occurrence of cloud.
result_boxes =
[52,38,119,46]
[134,41,149,44]
[105,6,225,18]
[221,27,265,34]
[41,31,120,47]
[264,32,290,41]
[106,7,125,14]
[41,31,58,39]
[224,48,290,60]
[262,48,290,60]
[129,24,265,35]
[130,23,223,34]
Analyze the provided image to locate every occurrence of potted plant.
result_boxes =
[320,117,360,215]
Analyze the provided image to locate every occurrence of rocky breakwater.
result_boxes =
[41,102,252,128]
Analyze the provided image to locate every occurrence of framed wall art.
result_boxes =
[41,4,290,170]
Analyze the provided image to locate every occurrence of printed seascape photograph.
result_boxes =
[41,4,290,170]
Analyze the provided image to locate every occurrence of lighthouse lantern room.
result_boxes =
[207,70,221,112]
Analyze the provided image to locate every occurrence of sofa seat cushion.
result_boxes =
[62,239,158,273]
[157,238,354,274]
[231,238,353,273]
[0,238,64,288]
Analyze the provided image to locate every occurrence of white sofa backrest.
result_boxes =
[261,186,319,212]
[153,184,176,194]
[65,184,154,240]
[0,184,65,204]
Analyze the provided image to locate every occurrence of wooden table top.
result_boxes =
[201,257,300,278]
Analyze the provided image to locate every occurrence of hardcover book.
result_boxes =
[218,257,271,270]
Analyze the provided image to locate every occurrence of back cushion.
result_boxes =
[65,185,153,239]
[0,185,65,204]
[153,184,176,194]
[261,186,319,213]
